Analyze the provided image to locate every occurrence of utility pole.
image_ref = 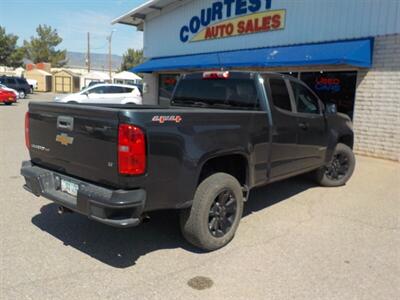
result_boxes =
[107,29,116,83]
[87,32,91,72]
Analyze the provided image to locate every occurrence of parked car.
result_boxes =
[0,76,31,99]
[87,80,106,88]
[54,83,142,105]
[21,71,355,251]
[0,83,19,99]
[0,88,17,105]
[27,79,38,93]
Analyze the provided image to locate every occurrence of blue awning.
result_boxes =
[132,39,373,73]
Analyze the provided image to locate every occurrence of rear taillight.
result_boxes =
[25,112,30,149]
[118,124,146,175]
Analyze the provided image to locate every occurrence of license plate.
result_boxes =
[61,179,79,197]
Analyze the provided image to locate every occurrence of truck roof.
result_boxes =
[181,70,296,81]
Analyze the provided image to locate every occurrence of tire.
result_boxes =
[4,102,12,105]
[314,143,355,187]
[180,173,244,251]
[18,90,25,99]
[67,101,78,104]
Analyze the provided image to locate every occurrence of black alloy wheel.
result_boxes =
[180,172,244,251]
[314,143,355,187]
[208,189,237,238]
[325,153,350,181]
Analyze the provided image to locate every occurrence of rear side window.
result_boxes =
[172,78,259,110]
[17,78,27,84]
[5,78,16,84]
[109,86,126,94]
[268,78,292,112]
[290,81,320,114]
[129,87,141,95]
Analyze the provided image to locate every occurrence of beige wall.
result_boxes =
[25,72,52,92]
[353,34,400,161]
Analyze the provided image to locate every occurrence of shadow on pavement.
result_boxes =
[31,175,316,268]
[243,175,316,217]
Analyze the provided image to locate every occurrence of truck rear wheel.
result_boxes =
[315,143,355,187]
[180,173,243,251]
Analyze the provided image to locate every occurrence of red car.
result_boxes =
[0,88,17,105]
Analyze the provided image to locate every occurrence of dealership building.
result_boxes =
[114,0,400,161]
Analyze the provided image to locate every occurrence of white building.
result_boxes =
[113,71,142,85]
[81,71,110,88]
[113,0,400,161]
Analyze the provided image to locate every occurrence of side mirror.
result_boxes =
[325,103,337,115]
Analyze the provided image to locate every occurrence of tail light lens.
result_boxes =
[25,112,30,149]
[118,124,146,175]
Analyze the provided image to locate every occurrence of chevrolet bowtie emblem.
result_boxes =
[56,133,74,146]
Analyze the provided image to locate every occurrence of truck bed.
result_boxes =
[27,101,269,211]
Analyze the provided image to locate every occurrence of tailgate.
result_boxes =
[28,102,121,187]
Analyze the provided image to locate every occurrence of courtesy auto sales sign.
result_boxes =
[180,0,285,43]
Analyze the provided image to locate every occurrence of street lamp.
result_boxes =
[107,29,116,82]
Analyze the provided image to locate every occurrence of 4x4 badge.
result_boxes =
[152,115,182,124]
[56,133,74,146]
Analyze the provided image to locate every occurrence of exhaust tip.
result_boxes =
[57,206,72,215]
[140,213,151,223]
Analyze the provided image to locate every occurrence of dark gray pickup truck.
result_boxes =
[21,71,355,250]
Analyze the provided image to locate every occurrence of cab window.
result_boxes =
[268,78,293,112]
[172,78,259,110]
[290,81,320,114]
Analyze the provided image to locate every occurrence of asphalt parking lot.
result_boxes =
[1,93,399,299]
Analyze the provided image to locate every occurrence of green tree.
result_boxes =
[0,26,24,68]
[23,24,67,67]
[120,48,144,71]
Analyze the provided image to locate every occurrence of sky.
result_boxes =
[1,0,148,56]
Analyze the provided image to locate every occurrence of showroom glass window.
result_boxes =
[300,71,357,119]
[159,74,180,106]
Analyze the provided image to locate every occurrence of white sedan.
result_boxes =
[54,84,142,105]
[0,84,19,99]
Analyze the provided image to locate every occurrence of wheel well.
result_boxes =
[198,154,248,186]
[338,135,354,149]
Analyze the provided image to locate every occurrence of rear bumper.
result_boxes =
[20,161,146,228]
[0,98,16,103]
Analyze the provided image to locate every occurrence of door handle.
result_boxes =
[298,122,309,130]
